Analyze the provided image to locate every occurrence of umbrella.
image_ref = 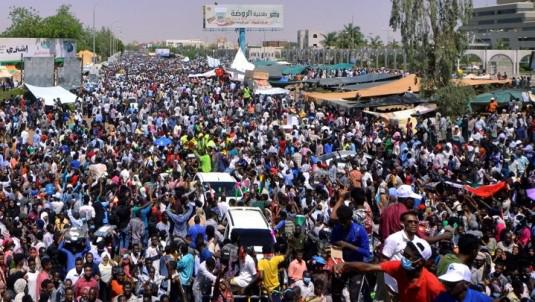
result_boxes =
[154,137,172,147]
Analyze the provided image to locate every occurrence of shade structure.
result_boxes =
[25,83,78,106]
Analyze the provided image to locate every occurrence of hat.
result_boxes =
[475,252,486,261]
[439,263,472,283]
[409,239,432,260]
[396,185,422,199]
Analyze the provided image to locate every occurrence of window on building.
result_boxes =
[497,9,516,14]
[477,10,495,16]
[523,27,535,31]
[312,34,318,38]
[518,37,535,42]
[478,20,495,25]
[497,18,522,24]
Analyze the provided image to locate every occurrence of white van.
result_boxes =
[224,207,275,258]
[194,172,243,205]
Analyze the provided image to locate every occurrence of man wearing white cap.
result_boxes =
[435,263,492,302]
[334,240,445,302]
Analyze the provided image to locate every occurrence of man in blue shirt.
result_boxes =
[436,263,492,302]
[330,204,370,302]
[177,243,195,301]
[187,215,206,249]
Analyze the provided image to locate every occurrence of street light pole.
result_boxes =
[92,2,99,63]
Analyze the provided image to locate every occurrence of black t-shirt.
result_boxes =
[6,271,25,291]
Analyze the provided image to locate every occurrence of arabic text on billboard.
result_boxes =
[0,38,76,63]
[203,5,283,29]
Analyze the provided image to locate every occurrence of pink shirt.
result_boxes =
[288,259,307,282]
[35,271,50,298]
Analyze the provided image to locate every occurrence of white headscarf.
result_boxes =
[14,278,27,302]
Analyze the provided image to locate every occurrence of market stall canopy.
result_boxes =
[25,83,78,106]
[0,70,12,78]
[304,74,421,101]
[353,93,425,109]
[363,103,437,121]
[231,48,254,73]
[455,78,512,86]
[356,74,421,98]
[471,89,527,104]
[315,73,401,88]
[304,90,359,101]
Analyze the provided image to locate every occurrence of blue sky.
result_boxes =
[0,0,495,44]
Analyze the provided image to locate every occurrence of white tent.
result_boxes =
[25,84,78,106]
[254,87,289,95]
[207,56,221,68]
[188,69,217,78]
[231,48,254,73]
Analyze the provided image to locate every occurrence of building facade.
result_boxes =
[248,46,284,61]
[297,30,324,49]
[464,0,535,49]
[164,39,205,48]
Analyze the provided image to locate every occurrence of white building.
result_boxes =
[248,46,284,61]
[165,39,205,48]
[464,0,535,49]
[297,30,324,49]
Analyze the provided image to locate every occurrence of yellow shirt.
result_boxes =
[258,255,285,292]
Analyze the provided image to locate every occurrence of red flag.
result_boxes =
[464,181,506,198]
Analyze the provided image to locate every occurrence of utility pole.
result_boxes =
[92,2,100,64]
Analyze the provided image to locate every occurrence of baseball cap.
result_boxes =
[408,239,432,260]
[439,263,472,283]
[396,185,422,199]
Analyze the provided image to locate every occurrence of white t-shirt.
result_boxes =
[65,268,84,284]
[233,254,257,287]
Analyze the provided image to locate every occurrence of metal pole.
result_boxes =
[92,4,96,63]
[109,30,112,57]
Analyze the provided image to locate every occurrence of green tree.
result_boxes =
[1,5,123,60]
[40,5,84,39]
[336,23,366,49]
[387,39,401,49]
[321,32,338,49]
[434,83,475,116]
[1,6,42,37]
[368,35,384,48]
[390,0,473,90]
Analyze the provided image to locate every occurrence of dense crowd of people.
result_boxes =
[0,52,533,302]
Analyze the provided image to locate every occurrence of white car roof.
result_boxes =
[196,172,237,183]
[226,207,270,230]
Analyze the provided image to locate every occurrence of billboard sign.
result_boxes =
[203,5,283,29]
[155,48,170,57]
[0,38,76,63]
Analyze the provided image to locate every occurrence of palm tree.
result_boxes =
[321,32,338,49]
[387,39,400,49]
[337,23,365,49]
[368,35,384,49]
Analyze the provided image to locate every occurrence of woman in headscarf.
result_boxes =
[14,278,27,302]
[98,251,115,301]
